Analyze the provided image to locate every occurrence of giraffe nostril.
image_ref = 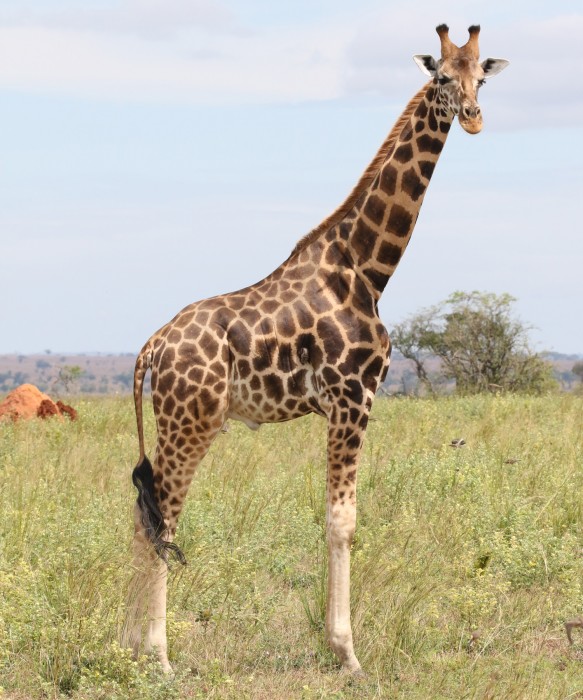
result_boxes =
[462,105,480,120]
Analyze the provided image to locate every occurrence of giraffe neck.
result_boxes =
[343,83,453,297]
[290,82,453,301]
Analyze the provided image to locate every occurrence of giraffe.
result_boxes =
[122,24,508,675]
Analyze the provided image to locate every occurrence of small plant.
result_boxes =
[56,364,85,393]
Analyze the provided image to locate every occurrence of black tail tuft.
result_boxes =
[132,456,187,566]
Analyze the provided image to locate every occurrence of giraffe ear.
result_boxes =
[413,55,438,77]
[481,58,509,78]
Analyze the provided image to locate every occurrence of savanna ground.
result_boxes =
[0,394,582,699]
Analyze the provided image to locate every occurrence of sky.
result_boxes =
[1,0,582,355]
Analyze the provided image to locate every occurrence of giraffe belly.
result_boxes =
[226,389,318,428]
[227,363,320,428]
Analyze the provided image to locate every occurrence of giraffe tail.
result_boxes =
[131,344,187,566]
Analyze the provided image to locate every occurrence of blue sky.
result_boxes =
[1,0,582,354]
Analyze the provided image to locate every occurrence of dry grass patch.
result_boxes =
[0,394,581,698]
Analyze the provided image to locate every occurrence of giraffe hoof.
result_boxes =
[339,658,365,679]
[341,665,366,683]
[156,655,174,675]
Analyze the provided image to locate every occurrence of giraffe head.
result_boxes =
[413,24,509,134]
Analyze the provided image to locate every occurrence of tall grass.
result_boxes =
[0,394,582,698]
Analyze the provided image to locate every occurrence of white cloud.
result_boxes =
[0,19,349,103]
[0,0,241,38]
[0,2,581,129]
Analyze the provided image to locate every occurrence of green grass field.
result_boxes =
[0,394,582,699]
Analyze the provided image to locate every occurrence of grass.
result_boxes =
[0,393,582,698]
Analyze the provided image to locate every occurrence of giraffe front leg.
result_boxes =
[325,410,367,675]
[326,497,360,673]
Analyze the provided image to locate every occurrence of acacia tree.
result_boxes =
[392,292,556,395]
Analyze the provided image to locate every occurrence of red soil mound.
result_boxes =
[0,384,77,422]
[56,400,78,421]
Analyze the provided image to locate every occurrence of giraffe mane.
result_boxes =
[291,81,432,256]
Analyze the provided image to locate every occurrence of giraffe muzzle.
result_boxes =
[459,103,483,134]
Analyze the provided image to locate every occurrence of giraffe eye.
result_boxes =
[478,78,486,87]
[438,75,452,85]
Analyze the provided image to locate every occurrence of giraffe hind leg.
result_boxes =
[125,383,230,671]
[132,455,187,565]
[122,457,183,672]
[123,461,180,673]
[121,507,160,660]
